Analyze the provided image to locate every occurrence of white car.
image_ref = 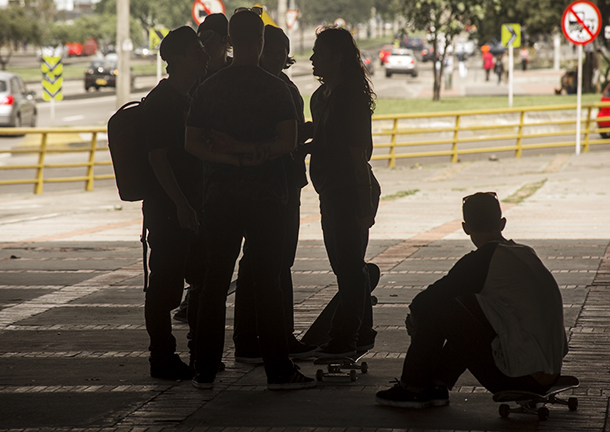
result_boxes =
[0,71,37,128]
[385,49,418,78]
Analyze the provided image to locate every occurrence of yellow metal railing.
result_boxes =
[371,102,610,168]
[1,102,610,194]
[0,127,111,194]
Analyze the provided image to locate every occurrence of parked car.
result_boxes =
[378,44,394,66]
[402,35,425,52]
[361,50,375,75]
[596,82,610,139]
[384,48,418,78]
[0,71,37,128]
[84,59,134,91]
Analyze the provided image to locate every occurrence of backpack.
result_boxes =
[107,98,152,201]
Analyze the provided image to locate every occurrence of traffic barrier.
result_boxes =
[1,102,609,194]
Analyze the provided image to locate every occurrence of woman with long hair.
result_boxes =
[308,27,381,357]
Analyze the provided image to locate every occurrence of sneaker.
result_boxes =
[288,336,318,359]
[267,366,316,391]
[192,373,214,390]
[375,380,431,409]
[427,384,450,407]
[150,354,195,381]
[315,341,357,359]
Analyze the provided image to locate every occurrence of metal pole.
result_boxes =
[576,44,583,155]
[509,46,514,108]
[116,0,131,108]
[278,0,287,32]
[157,51,162,83]
[553,33,560,71]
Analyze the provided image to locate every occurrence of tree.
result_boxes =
[402,0,498,101]
[95,0,191,32]
[298,0,374,27]
[0,6,41,70]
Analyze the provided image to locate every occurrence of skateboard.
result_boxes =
[493,375,579,421]
[313,351,369,382]
[301,262,381,347]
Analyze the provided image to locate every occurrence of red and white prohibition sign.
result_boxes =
[192,0,226,25]
[561,0,601,45]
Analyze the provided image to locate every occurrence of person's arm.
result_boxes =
[148,148,199,233]
[185,126,266,166]
[209,119,297,161]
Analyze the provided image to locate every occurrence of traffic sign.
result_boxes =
[192,0,225,25]
[254,3,277,27]
[562,0,601,45]
[41,56,63,101]
[501,24,521,48]
[149,28,169,51]
[286,9,299,29]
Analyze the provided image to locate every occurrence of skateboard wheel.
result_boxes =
[316,369,324,381]
[371,295,378,306]
[361,361,368,373]
[568,397,578,411]
[349,369,357,381]
[499,404,510,418]
[537,407,550,421]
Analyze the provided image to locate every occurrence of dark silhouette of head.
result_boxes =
[229,10,264,49]
[314,27,375,114]
[462,192,503,233]
[160,26,203,74]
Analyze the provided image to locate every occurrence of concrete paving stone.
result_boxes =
[0,273,100,286]
[0,393,150,429]
[15,306,147,326]
[0,260,141,271]
[69,288,145,306]
[0,288,58,309]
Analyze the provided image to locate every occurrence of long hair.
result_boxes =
[315,27,376,114]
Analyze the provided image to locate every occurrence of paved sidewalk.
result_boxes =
[0,150,609,431]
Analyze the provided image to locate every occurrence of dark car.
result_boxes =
[361,50,375,75]
[0,71,37,128]
[402,35,425,52]
[84,59,134,91]
[420,44,435,62]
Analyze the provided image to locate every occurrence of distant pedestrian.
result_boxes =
[482,48,494,81]
[457,52,467,78]
[494,54,504,85]
[444,50,454,90]
[520,47,530,71]
[308,27,381,358]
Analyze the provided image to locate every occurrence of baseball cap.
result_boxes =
[160,26,199,63]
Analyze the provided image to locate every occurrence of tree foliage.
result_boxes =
[0,6,42,70]
[297,0,375,27]
[95,0,191,31]
[403,0,498,101]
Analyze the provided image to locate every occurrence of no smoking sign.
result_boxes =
[562,0,601,45]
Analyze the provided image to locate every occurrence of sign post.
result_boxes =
[501,23,521,108]
[561,0,601,155]
[41,55,63,126]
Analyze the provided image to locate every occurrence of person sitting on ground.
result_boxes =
[376,192,568,408]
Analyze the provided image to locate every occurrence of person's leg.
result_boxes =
[242,199,294,380]
[143,201,193,379]
[319,191,371,354]
[232,239,263,362]
[193,199,244,384]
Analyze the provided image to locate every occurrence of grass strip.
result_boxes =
[503,179,547,204]
[381,189,420,201]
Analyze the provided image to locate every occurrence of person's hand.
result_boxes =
[209,130,249,154]
[239,145,270,166]
[359,215,375,229]
[405,313,418,336]
[176,203,200,233]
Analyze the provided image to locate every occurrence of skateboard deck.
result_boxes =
[493,375,579,420]
[301,262,380,347]
[313,351,369,382]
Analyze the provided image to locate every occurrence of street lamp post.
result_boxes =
[116,0,131,108]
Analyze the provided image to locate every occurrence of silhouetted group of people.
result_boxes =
[140,9,379,391]
[135,8,569,404]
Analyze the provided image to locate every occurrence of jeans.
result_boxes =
[193,195,293,380]
[233,187,302,352]
[320,189,374,349]
[142,200,204,362]
[401,296,550,394]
